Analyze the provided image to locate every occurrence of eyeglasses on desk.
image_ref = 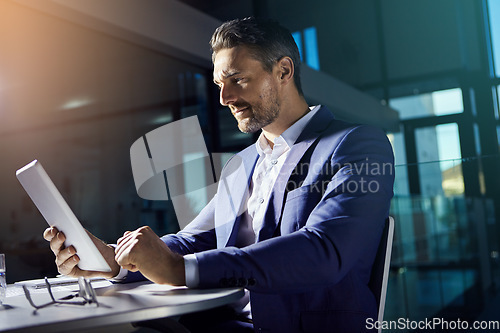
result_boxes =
[22,277,99,311]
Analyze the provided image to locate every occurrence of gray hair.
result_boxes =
[210,17,303,96]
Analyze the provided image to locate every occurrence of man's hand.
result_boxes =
[43,227,121,279]
[115,226,185,286]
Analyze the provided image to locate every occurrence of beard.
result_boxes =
[234,88,280,133]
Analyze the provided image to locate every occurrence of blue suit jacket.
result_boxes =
[160,106,394,332]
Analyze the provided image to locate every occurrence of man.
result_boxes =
[44,17,394,332]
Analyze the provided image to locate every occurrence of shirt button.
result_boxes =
[259,198,264,204]
[271,160,278,165]
[238,278,248,287]
[228,277,237,287]
[219,278,229,287]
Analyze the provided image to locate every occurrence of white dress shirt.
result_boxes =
[112,106,321,285]
[184,105,320,287]
[109,106,321,321]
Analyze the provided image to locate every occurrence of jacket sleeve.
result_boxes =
[160,193,218,255]
[194,125,395,293]
[119,188,218,284]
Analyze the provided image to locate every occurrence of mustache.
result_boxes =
[230,102,251,110]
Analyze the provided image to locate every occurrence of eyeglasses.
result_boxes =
[22,277,99,311]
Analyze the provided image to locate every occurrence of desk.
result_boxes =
[0,280,244,333]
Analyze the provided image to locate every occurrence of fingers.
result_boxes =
[43,226,58,241]
[57,252,80,276]
[115,238,138,269]
[115,227,151,271]
[120,263,138,272]
[43,227,118,279]
[49,230,66,255]
[45,229,79,276]
[43,227,77,276]
[116,230,133,246]
[53,244,79,275]
[55,245,77,267]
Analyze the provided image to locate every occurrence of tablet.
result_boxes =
[16,160,111,272]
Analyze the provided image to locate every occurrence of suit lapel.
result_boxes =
[215,147,258,248]
[257,106,335,241]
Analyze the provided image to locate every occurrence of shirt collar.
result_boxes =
[255,105,321,156]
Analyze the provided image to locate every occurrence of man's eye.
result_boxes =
[234,78,244,83]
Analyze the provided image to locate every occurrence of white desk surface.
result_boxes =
[0,280,244,333]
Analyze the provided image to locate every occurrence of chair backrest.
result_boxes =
[368,216,394,331]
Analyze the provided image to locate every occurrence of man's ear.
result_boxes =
[276,56,294,85]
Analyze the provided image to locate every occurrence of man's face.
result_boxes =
[213,46,280,133]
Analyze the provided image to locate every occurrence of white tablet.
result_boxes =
[16,160,111,272]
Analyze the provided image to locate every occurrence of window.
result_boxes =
[415,123,464,197]
[488,0,500,77]
[292,27,320,70]
[495,85,500,120]
[291,31,303,61]
[390,88,463,120]
[387,132,410,196]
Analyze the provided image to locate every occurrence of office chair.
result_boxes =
[368,216,395,333]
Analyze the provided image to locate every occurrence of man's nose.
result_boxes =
[219,84,237,106]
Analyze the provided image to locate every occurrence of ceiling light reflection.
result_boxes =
[151,114,173,125]
[60,97,94,110]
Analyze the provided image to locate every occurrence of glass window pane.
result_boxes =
[496,85,500,120]
[390,88,463,120]
[431,89,464,115]
[304,27,320,70]
[291,31,303,61]
[387,132,409,196]
[497,124,500,151]
[488,0,500,77]
[415,123,464,197]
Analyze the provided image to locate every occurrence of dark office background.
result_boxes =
[1,0,499,330]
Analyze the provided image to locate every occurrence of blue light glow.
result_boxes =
[292,31,303,61]
[304,27,320,70]
[488,0,500,77]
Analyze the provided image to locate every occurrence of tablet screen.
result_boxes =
[16,160,111,272]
